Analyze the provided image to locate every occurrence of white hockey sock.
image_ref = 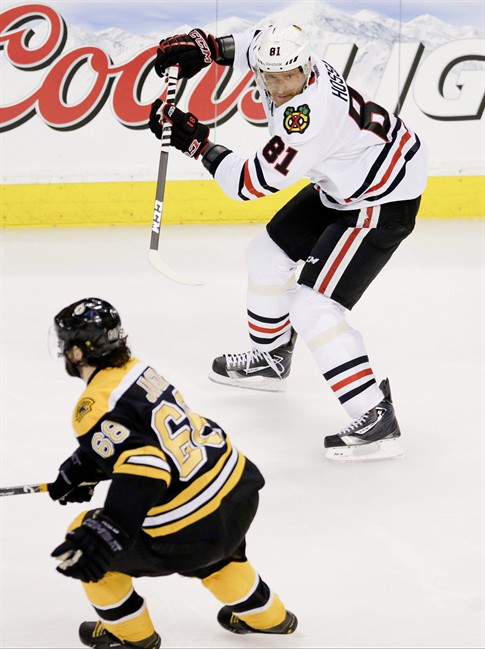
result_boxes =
[290,285,383,418]
[246,230,298,351]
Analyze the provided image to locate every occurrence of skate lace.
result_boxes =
[339,411,370,436]
[225,348,284,377]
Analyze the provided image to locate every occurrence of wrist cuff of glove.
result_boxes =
[48,473,72,500]
[202,142,232,175]
[82,514,131,553]
[214,35,235,65]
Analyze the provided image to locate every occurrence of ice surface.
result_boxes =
[0,219,483,648]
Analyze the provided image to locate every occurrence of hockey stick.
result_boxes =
[0,481,97,497]
[149,65,203,286]
[0,483,48,496]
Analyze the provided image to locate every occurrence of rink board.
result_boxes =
[1,175,483,228]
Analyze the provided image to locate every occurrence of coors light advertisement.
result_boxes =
[1,1,484,184]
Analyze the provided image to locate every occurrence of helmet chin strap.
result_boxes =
[64,356,82,378]
[302,61,312,91]
[64,354,88,378]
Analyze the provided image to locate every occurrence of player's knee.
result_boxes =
[246,230,296,284]
[290,285,346,337]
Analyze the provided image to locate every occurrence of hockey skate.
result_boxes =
[217,606,298,635]
[79,621,161,649]
[324,378,404,462]
[209,330,297,392]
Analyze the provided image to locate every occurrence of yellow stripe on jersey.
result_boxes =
[73,358,146,437]
[147,441,233,515]
[143,450,246,537]
[113,446,172,485]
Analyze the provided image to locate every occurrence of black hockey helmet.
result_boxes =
[53,297,125,360]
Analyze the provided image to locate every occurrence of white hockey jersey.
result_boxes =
[213,29,428,210]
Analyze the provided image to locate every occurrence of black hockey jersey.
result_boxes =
[71,358,263,538]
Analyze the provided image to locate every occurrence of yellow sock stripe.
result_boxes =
[202,561,257,603]
[239,593,287,630]
[83,573,155,643]
[82,571,133,608]
[103,606,155,644]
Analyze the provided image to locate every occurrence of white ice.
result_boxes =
[0,219,484,648]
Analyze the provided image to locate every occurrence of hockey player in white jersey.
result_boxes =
[148,23,428,462]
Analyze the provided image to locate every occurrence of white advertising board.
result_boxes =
[1,1,484,186]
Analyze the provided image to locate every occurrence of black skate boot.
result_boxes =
[217,606,298,635]
[324,378,404,462]
[79,621,161,649]
[209,329,297,392]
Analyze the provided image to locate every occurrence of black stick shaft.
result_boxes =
[150,66,179,252]
[0,483,48,497]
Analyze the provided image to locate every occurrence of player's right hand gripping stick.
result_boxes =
[149,100,210,159]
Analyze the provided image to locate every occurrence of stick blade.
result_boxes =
[148,250,203,286]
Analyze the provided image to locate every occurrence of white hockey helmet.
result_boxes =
[255,24,312,77]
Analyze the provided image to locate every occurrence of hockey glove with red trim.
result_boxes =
[149,99,210,159]
[51,511,132,582]
[154,28,219,79]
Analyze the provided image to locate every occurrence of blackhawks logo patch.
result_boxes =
[283,104,311,134]
[75,397,94,422]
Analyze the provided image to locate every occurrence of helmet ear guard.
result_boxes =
[54,297,125,362]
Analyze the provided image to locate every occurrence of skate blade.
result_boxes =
[208,371,287,392]
[325,438,404,463]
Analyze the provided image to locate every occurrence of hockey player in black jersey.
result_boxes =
[148,22,427,462]
[48,297,297,648]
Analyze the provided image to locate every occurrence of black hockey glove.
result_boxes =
[154,28,218,79]
[58,483,98,505]
[149,99,210,159]
[48,448,102,505]
[51,512,132,582]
